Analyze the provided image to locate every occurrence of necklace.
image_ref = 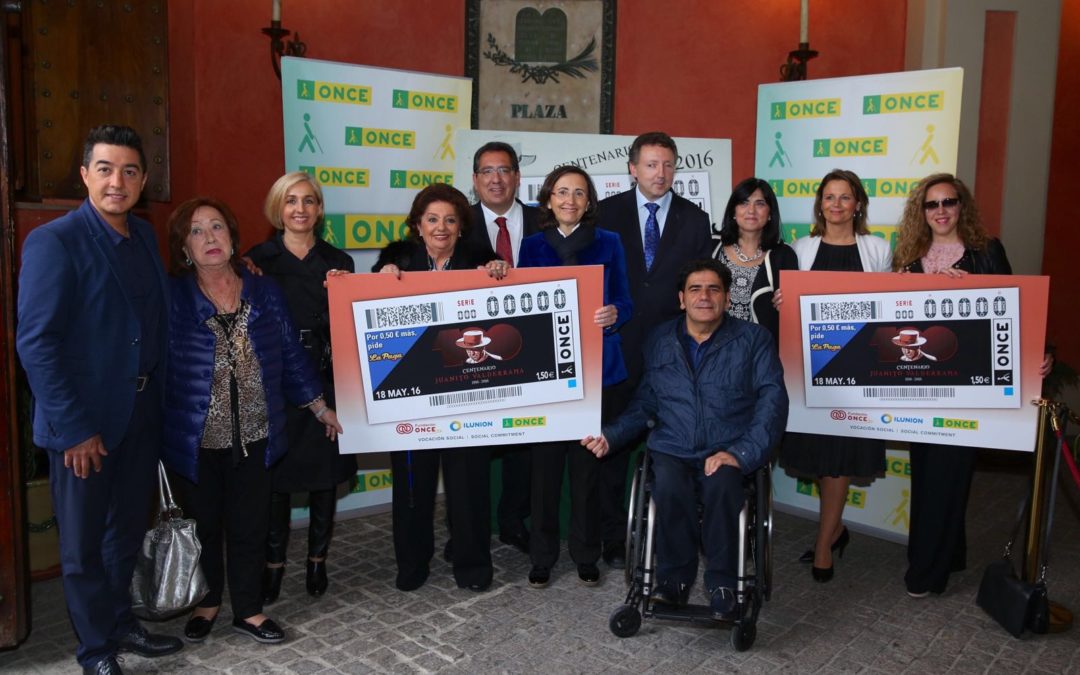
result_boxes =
[198,275,240,313]
[732,242,764,263]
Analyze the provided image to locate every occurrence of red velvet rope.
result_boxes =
[1059,430,1080,490]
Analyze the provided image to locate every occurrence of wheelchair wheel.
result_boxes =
[609,605,642,638]
[757,465,773,602]
[730,619,756,652]
[624,452,649,587]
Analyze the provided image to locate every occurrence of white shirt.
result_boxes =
[480,200,525,262]
[635,187,673,243]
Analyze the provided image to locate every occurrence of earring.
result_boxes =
[185,257,192,266]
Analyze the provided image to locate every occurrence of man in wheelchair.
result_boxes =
[583,258,788,620]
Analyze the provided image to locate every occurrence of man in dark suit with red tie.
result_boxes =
[596,131,714,568]
[464,141,541,554]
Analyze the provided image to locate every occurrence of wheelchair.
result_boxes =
[608,446,773,651]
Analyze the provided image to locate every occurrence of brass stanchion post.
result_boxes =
[1026,399,1072,633]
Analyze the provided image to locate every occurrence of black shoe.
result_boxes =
[799,526,850,563]
[231,617,285,644]
[577,563,600,586]
[811,565,834,582]
[396,565,430,591]
[651,580,690,606]
[117,624,183,657]
[306,559,328,597]
[528,566,550,588]
[709,587,739,621]
[602,544,626,570]
[84,656,123,674]
[498,530,530,555]
[183,615,216,643]
[458,575,493,592]
[262,565,285,603]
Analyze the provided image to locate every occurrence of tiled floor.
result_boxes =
[2,456,1079,673]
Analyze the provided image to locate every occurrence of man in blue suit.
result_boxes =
[17,125,182,674]
[597,132,714,568]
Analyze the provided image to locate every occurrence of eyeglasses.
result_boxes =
[923,197,960,211]
[476,167,514,177]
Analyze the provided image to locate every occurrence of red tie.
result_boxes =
[495,216,513,266]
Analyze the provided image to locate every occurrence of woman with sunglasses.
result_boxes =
[894,173,1050,597]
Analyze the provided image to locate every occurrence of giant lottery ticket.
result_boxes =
[800,287,1021,409]
[778,271,1048,452]
[354,280,584,424]
[328,266,605,453]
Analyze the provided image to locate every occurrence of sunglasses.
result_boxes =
[923,197,960,210]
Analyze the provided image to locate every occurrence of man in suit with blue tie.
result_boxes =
[464,141,541,554]
[597,131,714,568]
[17,125,181,674]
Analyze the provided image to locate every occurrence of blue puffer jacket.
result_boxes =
[604,315,788,473]
[162,269,322,482]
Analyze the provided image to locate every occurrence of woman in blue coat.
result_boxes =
[517,165,632,587]
[161,197,342,645]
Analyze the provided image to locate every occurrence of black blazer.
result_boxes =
[372,239,497,273]
[598,188,713,383]
[467,200,542,263]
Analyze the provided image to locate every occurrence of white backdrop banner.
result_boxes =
[757,68,965,541]
[756,67,963,247]
[453,130,731,221]
[282,56,472,250]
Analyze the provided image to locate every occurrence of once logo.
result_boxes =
[396,423,414,434]
[933,417,978,430]
[830,410,847,420]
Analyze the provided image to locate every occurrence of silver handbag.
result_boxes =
[130,461,209,620]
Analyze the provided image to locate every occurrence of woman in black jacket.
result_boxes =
[373,183,507,592]
[894,173,1050,597]
[711,177,797,344]
[246,172,356,603]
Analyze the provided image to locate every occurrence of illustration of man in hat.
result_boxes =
[893,329,937,362]
[457,329,503,364]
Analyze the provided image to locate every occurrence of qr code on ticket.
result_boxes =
[365,302,444,330]
[808,301,882,322]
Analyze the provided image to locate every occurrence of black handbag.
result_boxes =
[976,556,1048,638]
[976,494,1051,637]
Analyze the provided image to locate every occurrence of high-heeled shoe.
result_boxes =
[798,526,851,563]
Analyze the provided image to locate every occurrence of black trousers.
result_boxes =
[172,439,271,620]
[905,443,977,594]
[49,383,160,668]
[495,445,531,538]
[651,452,744,590]
[598,378,637,549]
[266,488,336,564]
[391,447,492,590]
[529,441,601,568]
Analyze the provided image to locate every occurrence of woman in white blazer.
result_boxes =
[781,169,891,583]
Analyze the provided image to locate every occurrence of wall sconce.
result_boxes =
[780,0,818,81]
[262,0,307,79]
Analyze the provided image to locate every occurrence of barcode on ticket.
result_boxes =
[365,302,443,329]
[862,387,956,399]
[429,386,523,407]
[810,301,883,322]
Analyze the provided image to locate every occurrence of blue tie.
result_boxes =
[644,202,660,272]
